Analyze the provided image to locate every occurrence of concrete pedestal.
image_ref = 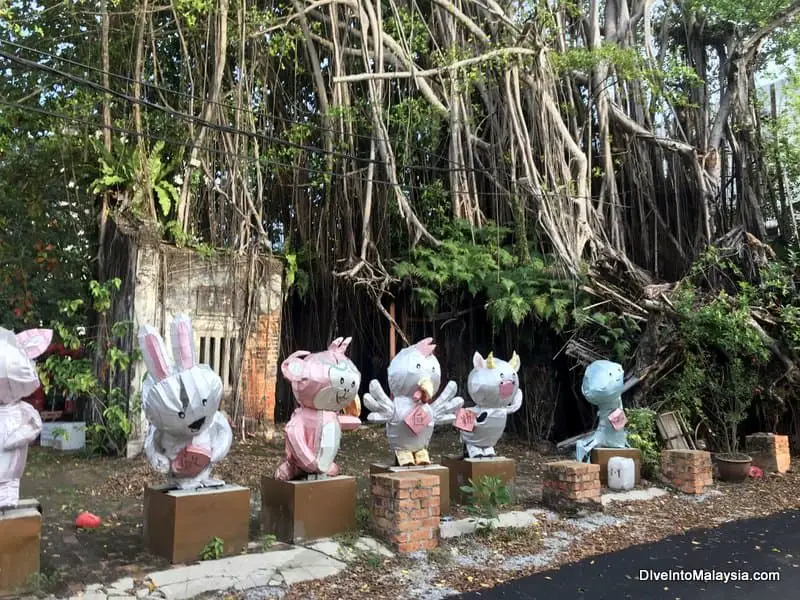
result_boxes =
[369,463,450,514]
[0,499,41,593]
[143,484,250,564]
[440,456,516,506]
[261,475,356,544]
[590,448,642,485]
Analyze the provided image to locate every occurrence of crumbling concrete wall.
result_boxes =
[106,219,283,458]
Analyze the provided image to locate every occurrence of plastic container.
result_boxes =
[608,456,635,491]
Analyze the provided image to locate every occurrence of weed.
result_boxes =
[200,536,224,560]
[333,530,360,548]
[260,533,277,550]
[460,475,511,533]
[427,546,452,565]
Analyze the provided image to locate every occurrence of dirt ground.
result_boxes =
[16,425,800,599]
[16,425,549,597]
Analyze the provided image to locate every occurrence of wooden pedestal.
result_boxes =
[261,475,356,544]
[143,484,250,564]
[0,499,41,593]
[441,456,516,505]
[591,448,642,485]
[369,463,450,514]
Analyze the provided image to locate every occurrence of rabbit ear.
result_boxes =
[328,337,344,352]
[170,313,196,371]
[339,337,352,354]
[16,329,53,359]
[138,324,171,381]
[472,351,485,369]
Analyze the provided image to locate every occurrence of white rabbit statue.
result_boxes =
[138,314,233,490]
[0,327,51,508]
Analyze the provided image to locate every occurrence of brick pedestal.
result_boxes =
[370,472,439,553]
[0,500,41,593]
[541,461,601,510]
[369,463,450,514]
[661,450,712,494]
[746,433,790,473]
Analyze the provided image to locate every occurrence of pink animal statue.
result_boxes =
[0,327,52,508]
[276,337,362,481]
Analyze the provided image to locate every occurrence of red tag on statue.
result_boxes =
[454,408,476,432]
[404,404,432,434]
[172,445,212,478]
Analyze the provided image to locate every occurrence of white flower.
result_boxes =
[120,135,128,145]
[173,174,184,185]
[94,130,103,139]
[67,181,76,189]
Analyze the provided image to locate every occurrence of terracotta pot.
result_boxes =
[715,454,752,483]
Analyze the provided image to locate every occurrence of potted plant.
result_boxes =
[705,359,755,482]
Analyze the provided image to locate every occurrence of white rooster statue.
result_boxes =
[363,337,463,466]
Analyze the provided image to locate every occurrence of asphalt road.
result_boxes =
[451,510,800,600]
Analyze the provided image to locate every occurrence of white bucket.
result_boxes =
[608,456,635,490]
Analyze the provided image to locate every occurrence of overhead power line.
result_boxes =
[0,97,514,198]
[0,37,460,168]
[0,40,488,176]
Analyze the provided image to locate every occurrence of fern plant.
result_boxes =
[90,138,182,218]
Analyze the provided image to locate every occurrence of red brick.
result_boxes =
[408,528,433,542]
[241,309,282,423]
[421,496,440,509]
[390,532,411,544]
[370,471,440,553]
[746,433,791,474]
[661,450,712,494]
[394,519,419,532]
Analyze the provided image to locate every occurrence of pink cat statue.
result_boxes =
[276,337,362,481]
[0,327,52,508]
[138,314,233,490]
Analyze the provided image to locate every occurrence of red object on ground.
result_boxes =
[749,466,764,478]
[75,512,102,529]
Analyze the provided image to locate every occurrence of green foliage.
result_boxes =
[176,0,213,28]
[200,537,224,560]
[90,139,182,221]
[652,245,800,454]
[392,219,578,329]
[39,279,137,457]
[386,98,445,166]
[282,245,312,300]
[383,7,430,57]
[573,309,641,363]
[460,475,511,534]
[550,44,644,80]
[260,533,277,550]
[625,408,659,478]
[391,219,638,360]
